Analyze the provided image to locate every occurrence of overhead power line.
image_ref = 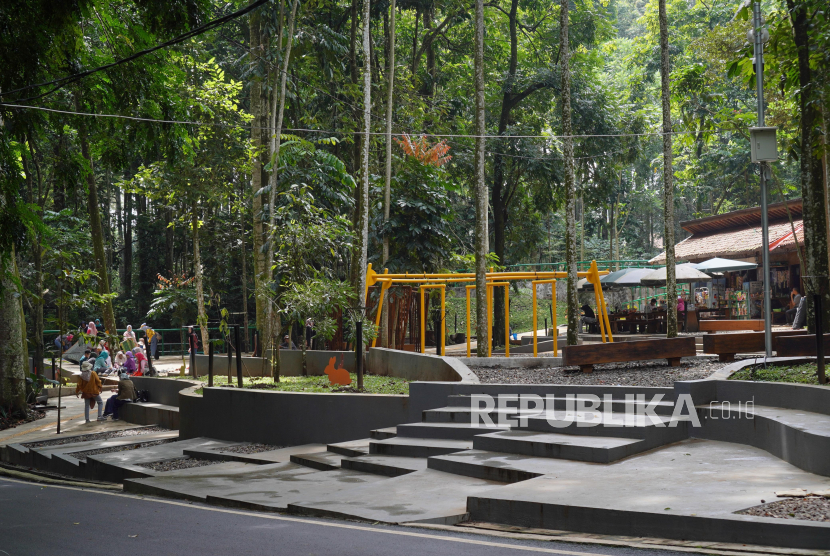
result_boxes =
[1,0,270,103]
[0,103,716,141]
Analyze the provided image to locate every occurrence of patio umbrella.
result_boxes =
[607,268,656,288]
[640,263,712,286]
[694,257,758,273]
[599,267,646,290]
[576,277,590,291]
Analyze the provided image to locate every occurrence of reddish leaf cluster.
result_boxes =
[394,134,452,167]
[156,273,196,290]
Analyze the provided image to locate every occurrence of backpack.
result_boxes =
[135,390,150,403]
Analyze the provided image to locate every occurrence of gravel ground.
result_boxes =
[469,358,725,387]
[737,496,830,522]
[0,409,46,432]
[22,426,171,449]
[136,457,223,472]
[67,439,177,461]
[220,443,285,454]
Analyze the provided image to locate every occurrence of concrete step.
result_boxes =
[696,404,830,476]
[445,387,676,407]
[182,443,327,465]
[441,396,676,416]
[370,427,397,440]
[288,468,505,525]
[290,450,343,471]
[370,437,472,458]
[522,411,689,443]
[472,430,646,463]
[396,422,510,441]
[85,437,243,483]
[125,462,384,508]
[427,450,552,483]
[327,438,371,457]
[340,454,428,477]
[120,402,180,429]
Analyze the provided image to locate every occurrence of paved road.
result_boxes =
[0,477,690,556]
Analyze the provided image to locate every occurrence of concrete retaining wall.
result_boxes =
[179,387,412,445]
[129,377,199,407]
[193,351,356,378]
[367,348,479,383]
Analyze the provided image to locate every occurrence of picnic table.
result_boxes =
[608,311,666,334]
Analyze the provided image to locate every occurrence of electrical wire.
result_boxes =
[1,0,270,103]
[0,103,712,141]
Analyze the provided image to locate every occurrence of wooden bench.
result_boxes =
[774,334,830,357]
[561,337,696,373]
[702,330,804,362]
[699,320,765,333]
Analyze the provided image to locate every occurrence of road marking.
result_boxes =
[0,476,629,556]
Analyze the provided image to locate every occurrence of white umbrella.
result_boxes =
[694,257,758,273]
[609,268,657,287]
[640,263,713,286]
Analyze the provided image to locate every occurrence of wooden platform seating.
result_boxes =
[702,330,804,362]
[561,337,696,373]
[774,334,830,357]
[699,320,765,333]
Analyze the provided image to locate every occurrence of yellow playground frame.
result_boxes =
[364,260,613,357]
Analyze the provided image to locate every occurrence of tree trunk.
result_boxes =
[658,0,677,338]
[266,0,300,364]
[380,0,396,349]
[23,143,44,374]
[354,0,372,315]
[76,97,116,335]
[124,191,133,295]
[0,251,27,413]
[491,0,520,346]
[786,0,830,330]
[560,0,578,346]
[165,206,174,275]
[474,0,489,356]
[249,9,271,360]
[240,188,249,352]
[192,202,209,351]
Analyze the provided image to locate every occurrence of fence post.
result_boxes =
[235,325,243,388]
[208,341,214,388]
[816,294,826,385]
[51,356,56,381]
[356,319,363,390]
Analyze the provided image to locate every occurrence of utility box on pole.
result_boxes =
[750,126,778,162]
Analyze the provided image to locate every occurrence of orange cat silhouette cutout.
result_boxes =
[324,355,351,386]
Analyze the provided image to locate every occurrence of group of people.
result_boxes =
[75,360,136,422]
[82,320,161,360]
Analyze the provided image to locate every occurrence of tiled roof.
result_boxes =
[649,218,804,264]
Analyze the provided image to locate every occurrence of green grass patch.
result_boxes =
[729,362,828,385]
[174,373,410,395]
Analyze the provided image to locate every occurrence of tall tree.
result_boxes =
[658,0,677,337]
[785,0,830,329]
[76,96,116,335]
[355,0,372,312]
[381,0,397,347]
[473,0,488,356]
[560,0,578,346]
[0,253,26,414]
[265,0,301,361]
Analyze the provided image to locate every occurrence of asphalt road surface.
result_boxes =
[0,477,692,556]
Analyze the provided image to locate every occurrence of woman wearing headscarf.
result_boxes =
[94,346,112,375]
[123,351,137,374]
[123,324,136,343]
[86,321,98,337]
[76,360,104,422]
[114,350,127,369]
[133,347,147,376]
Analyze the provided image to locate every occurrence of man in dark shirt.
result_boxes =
[580,304,597,332]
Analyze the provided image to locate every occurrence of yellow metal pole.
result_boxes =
[532,283,537,357]
[504,285,510,358]
[371,277,390,348]
[466,286,472,358]
[589,261,607,343]
[441,286,446,356]
[420,286,426,354]
[552,280,558,355]
[486,284,492,357]
[596,272,613,343]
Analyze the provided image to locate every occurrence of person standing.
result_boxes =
[76,360,104,422]
[123,324,137,344]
